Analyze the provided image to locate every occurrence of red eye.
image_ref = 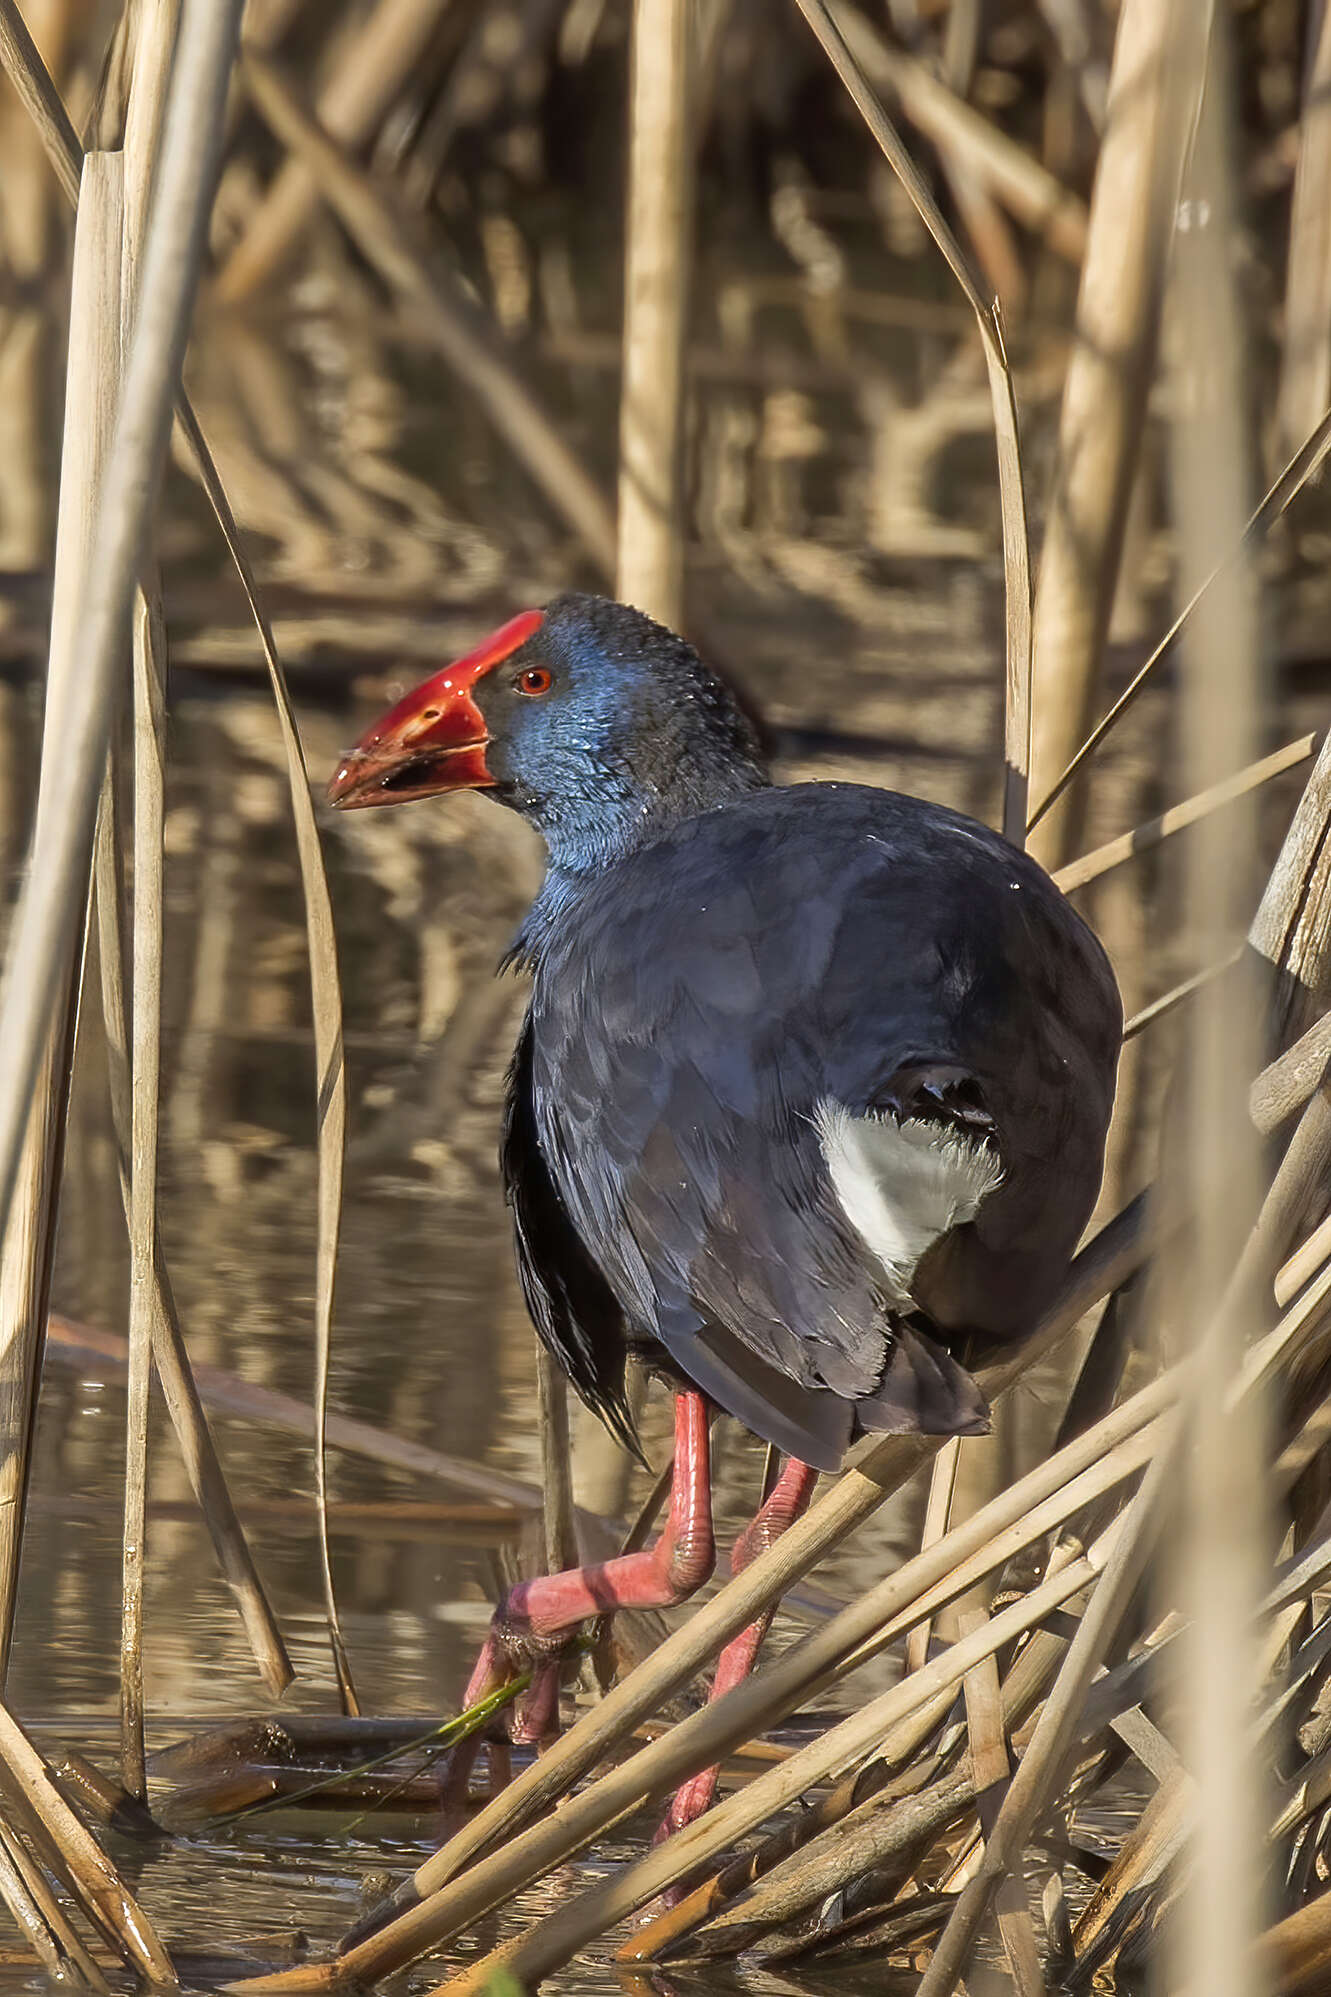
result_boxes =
[516,666,553,696]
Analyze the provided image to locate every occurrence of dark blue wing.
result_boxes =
[525,784,1120,1469]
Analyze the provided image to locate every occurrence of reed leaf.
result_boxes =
[793,0,1032,848]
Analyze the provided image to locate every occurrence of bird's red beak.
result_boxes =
[327,609,544,810]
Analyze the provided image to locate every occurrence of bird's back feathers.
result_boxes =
[501,782,1120,1469]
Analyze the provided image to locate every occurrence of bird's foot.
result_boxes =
[463,1616,571,1746]
[432,1617,570,1827]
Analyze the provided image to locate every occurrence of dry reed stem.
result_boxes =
[835,5,1088,261]
[0,0,295,1707]
[1026,0,1202,869]
[239,51,617,579]
[616,0,691,627]
[117,0,180,1803]
[0,6,295,1685]
[216,0,451,302]
[916,1452,1171,1996]
[0,1820,108,1992]
[1072,1772,1186,1960]
[172,393,361,1711]
[1255,1883,1331,1997]
[645,1626,1074,1963]
[0,1,79,205]
[903,1435,960,1675]
[793,0,1032,847]
[1121,954,1242,1041]
[1052,733,1319,897]
[536,1348,577,1578]
[1275,5,1331,460]
[91,794,293,1693]
[1253,1011,1331,1137]
[0,138,121,1681]
[233,1291,1156,1988]
[47,1310,541,1511]
[1278,1204,1331,1312]
[0,1699,173,1985]
[946,158,1028,312]
[1166,20,1271,1991]
[423,1528,1127,1995]
[0,0,243,1300]
[281,1202,1146,1990]
[1250,693,1331,1047]
[120,586,166,1798]
[0,1003,78,1687]
[959,1608,1045,1996]
[1030,403,1331,837]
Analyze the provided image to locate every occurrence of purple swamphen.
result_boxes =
[329,593,1121,1834]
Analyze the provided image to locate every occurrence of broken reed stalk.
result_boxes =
[616,0,691,628]
[793,0,1031,848]
[0,137,123,1681]
[1025,0,1201,869]
[216,0,452,303]
[238,51,618,581]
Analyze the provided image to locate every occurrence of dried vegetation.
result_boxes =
[3,0,1331,1992]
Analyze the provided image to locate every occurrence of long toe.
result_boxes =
[508,1658,563,1746]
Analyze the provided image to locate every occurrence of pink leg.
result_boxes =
[657,1455,820,1839]
[462,1392,716,1747]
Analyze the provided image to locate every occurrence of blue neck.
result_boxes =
[509,753,771,964]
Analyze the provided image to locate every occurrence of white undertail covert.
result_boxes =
[815,1103,1004,1305]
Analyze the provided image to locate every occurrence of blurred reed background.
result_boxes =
[1,0,1331,1990]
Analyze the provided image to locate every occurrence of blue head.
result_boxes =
[328,593,770,881]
